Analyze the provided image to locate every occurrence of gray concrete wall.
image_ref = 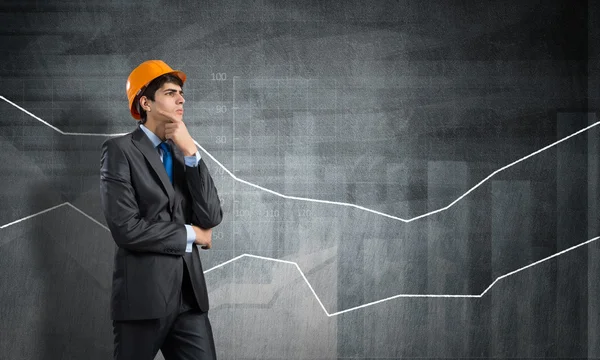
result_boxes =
[0,1,597,359]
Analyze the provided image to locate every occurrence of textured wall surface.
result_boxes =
[0,1,598,359]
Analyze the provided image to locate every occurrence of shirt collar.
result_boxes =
[139,124,162,148]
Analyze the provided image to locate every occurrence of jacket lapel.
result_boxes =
[131,126,175,213]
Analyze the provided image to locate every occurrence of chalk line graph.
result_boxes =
[1,95,598,315]
[1,95,599,223]
[0,202,598,316]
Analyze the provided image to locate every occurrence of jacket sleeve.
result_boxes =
[100,139,187,255]
[185,158,223,229]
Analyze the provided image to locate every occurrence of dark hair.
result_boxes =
[136,73,184,124]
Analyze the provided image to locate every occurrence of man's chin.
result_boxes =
[164,116,183,123]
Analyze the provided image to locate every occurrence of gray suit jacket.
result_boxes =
[100,125,223,321]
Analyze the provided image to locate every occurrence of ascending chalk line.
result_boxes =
[1,95,598,223]
[0,202,598,316]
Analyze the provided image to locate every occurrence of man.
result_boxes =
[100,60,223,360]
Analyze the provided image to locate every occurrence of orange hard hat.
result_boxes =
[126,60,187,120]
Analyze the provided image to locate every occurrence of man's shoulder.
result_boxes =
[101,128,139,149]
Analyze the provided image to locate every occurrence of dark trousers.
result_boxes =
[113,265,216,360]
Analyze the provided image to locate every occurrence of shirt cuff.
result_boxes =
[184,224,195,253]
[184,151,201,167]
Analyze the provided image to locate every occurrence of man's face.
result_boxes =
[145,81,185,123]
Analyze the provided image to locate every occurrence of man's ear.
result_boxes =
[139,96,151,112]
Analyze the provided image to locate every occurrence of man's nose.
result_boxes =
[177,93,185,104]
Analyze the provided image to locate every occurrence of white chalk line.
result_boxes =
[0,203,109,232]
[1,201,598,317]
[2,95,598,223]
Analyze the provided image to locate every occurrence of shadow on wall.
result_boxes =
[26,95,115,360]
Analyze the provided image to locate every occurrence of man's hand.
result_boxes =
[192,225,212,249]
[164,121,197,156]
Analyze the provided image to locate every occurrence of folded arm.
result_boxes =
[100,139,187,255]
[185,155,223,229]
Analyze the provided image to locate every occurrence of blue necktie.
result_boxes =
[158,142,173,183]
